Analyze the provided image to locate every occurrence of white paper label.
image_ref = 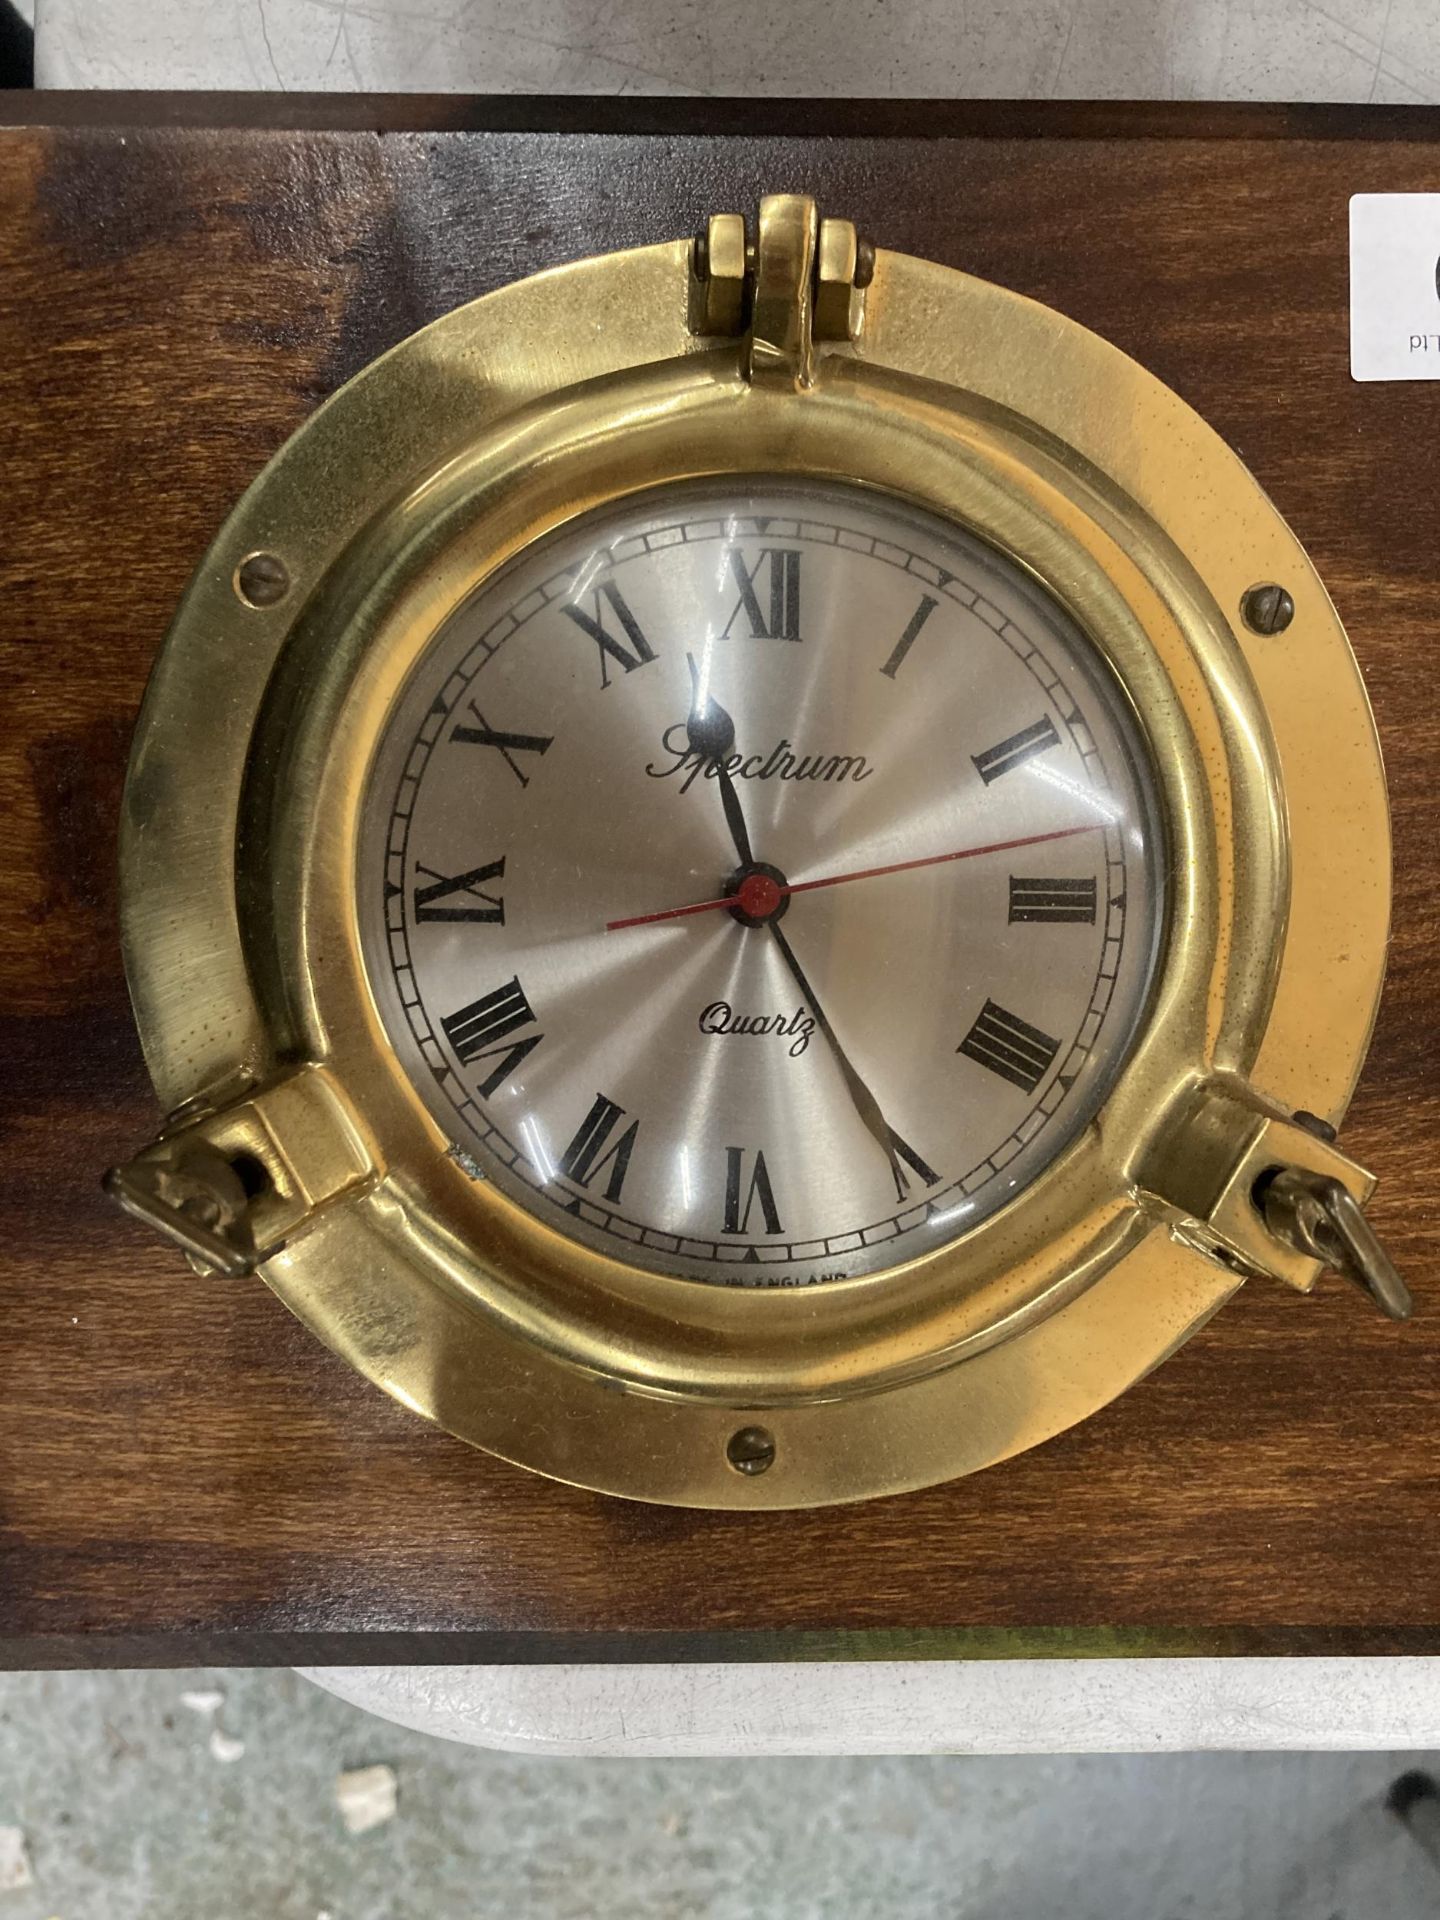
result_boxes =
[1350,193,1440,381]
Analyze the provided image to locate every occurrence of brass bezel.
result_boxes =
[117,233,1391,1507]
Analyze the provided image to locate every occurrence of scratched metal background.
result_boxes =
[28,0,1440,103]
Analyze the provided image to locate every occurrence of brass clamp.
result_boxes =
[1141,1084,1411,1320]
[688,194,871,386]
[105,1135,260,1277]
[1260,1166,1411,1320]
[104,1064,378,1278]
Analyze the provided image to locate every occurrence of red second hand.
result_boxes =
[604,821,1101,931]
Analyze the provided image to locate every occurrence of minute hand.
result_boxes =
[766,919,909,1203]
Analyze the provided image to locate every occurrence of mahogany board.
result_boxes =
[2,100,1438,1670]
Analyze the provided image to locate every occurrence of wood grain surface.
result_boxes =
[2,102,1438,1668]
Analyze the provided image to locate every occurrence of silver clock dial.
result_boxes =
[358,481,1163,1286]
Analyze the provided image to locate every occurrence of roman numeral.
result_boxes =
[971,716,1061,784]
[722,549,802,641]
[1008,876,1098,924]
[879,594,939,679]
[558,1093,639,1204]
[889,1128,941,1200]
[450,704,553,787]
[958,999,1061,1095]
[562,580,657,689]
[441,975,542,1098]
[413,856,506,924]
[723,1147,783,1235]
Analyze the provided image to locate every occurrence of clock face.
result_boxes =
[357,480,1163,1287]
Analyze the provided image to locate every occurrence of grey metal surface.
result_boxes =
[0,1668,1437,1917]
[31,0,1440,101]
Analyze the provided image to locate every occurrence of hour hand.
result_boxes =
[685,652,754,869]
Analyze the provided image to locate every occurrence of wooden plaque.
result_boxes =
[2,98,1437,1668]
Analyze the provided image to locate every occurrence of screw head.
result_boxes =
[726,1424,776,1476]
[1241,582,1295,635]
[235,551,290,609]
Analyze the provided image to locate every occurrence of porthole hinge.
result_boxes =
[688,195,871,388]
[1138,1084,1410,1319]
[103,1063,379,1278]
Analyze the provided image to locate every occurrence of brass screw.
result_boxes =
[235,551,291,609]
[726,1425,776,1476]
[1241,582,1294,635]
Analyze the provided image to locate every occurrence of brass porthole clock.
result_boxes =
[107,195,1409,1509]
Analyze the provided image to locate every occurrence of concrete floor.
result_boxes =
[0,1669,1436,1917]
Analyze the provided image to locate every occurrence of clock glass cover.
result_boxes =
[357,479,1163,1287]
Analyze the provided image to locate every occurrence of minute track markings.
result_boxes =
[379,502,1143,1284]
[391,527,1128,1263]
